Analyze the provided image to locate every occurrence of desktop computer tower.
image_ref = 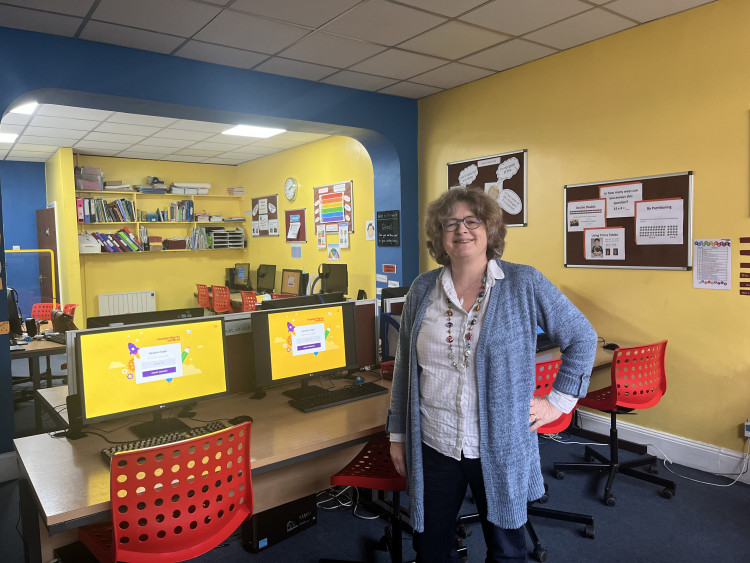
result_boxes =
[242,494,317,553]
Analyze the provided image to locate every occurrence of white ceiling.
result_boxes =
[0,0,715,165]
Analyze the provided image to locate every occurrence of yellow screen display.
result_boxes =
[267,305,348,381]
[79,318,227,420]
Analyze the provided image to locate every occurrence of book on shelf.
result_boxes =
[227,187,244,196]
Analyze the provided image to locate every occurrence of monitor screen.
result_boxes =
[355,299,378,369]
[86,307,204,329]
[280,269,303,295]
[320,263,348,295]
[234,262,252,290]
[75,316,228,438]
[252,301,359,390]
[257,264,276,293]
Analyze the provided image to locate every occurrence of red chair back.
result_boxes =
[196,284,211,309]
[62,303,78,316]
[239,290,257,312]
[534,359,575,435]
[610,340,667,410]
[331,435,406,492]
[30,302,59,321]
[211,285,234,314]
[79,422,252,562]
[269,293,295,300]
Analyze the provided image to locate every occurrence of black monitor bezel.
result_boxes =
[233,262,253,290]
[257,264,276,293]
[251,300,359,390]
[320,263,348,295]
[74,316,229,427]
[86,307,204,329]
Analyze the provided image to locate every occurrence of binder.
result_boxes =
[76,198,84,223]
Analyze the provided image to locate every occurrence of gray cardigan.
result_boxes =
[386,260,598,531]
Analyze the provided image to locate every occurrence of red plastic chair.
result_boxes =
[30,302,59,321]
[554,341,676,506]
[62,303,78,317]
[210,285,234,314]
[196,284,212,310]
[329,435,406,562]
[239,290,257,312]
[78,421,252,562]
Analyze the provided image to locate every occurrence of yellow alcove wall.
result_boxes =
[418,0,750,451]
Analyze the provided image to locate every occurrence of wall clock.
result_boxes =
[284,177,298,201]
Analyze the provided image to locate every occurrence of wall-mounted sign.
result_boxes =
[376,210,400,247]
[314,181,354,233]
[251,194,279,237]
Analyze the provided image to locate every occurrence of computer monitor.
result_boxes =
[86,307,204,329]
[257,264,276,294]
[251,301,359,398]
[233,262,253,290]
[355,299,378,370]
[280,268,304,296]
[319,263,348,295]
[380,285,410,313]
[73,316,229,439]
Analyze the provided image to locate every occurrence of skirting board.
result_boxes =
[576,411,750,486]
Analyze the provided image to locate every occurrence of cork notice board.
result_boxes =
[564,172,693,270]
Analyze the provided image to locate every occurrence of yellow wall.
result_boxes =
[418,0,748,451]
[236,136,375,298]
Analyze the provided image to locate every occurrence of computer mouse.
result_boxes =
[353,375,365,386]
[228,414,254,425]
[603,343,619,350]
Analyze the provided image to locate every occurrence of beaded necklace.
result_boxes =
[446,276,487,370]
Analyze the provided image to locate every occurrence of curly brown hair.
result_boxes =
[425,188,506,266]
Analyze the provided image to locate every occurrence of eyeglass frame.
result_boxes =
[441,216,483,232]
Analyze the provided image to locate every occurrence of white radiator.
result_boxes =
[98,290,156,315]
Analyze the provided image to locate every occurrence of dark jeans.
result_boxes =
[414,443,527,563]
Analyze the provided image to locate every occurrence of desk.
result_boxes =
[16,378,390,563]
[11,340,67,433]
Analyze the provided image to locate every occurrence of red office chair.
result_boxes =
[62,303,78,317]
[79,422,252,562]
[239,290,257,312]
[456,360,594,563]
[554,341,676,506]
[210,285,234,314]
[30,302,59,323]
[196,284,212,310]
[322,435,407,563]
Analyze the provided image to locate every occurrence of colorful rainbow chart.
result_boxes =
[319,192,345,223]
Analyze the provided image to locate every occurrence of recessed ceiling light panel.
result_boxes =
[0,132,18,143]
[222,125,286,138]
[9,102,38,115]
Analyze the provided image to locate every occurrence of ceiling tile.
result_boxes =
[253,57,340,81]
[1,0,95,17]
[282,132,329,142]
[0,4,82,37]
[230,0,361,28]
[79,21,186,54]
[134,137,195,149]
[321,70,399,91]
[37,105,114,121]
[250,137,309,149]
[322,0,446,46]
[28,116,100,131]
[18,135,81,146]
[106,113,177,127]
[399,21,511,60]
[524,8,635,50]
[6,143,59,152]
[193,10,310,54]
[395,0,488,18]
[225,146,278,156]
[74,139,134,150]
[461,39,557,71]
[95,122,162,136]
[189,140,247,151]
[170,120,228,133]
[411,62,495,89]
[460,0,591,35]
[175,41,269,69]
[349,49,446,80]
[9,148,57,159]
[174,149,223,157]
[202,157,248,165]
[281,32,385,68]
[152,129,215,141]
[92,0,221,37]
[25,126,87,140]
[605,0,715,23]
[0,124,25,135]
[117,150,172,159]
[1,114,32,126]
[164,155,207,163]
[378,81,444,98]
[83,131,143,144]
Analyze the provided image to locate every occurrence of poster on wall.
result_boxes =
[251,194,279,237]
[313,181,354,233]
[377,210,400,247]
[447,150,527,227]
[284,208,307,242]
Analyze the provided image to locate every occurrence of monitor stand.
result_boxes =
[130,411,191,439]
[282,379,328,400]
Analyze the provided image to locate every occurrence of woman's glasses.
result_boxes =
[442,216,482,231]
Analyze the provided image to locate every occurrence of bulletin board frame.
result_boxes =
[284,208,307,242]
[447,149,527,227]
[564,171,693,270]
[313,180,354,233]
[251,194,279,237]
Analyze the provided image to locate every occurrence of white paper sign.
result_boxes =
[584,227,625,260]
[599,182,642,218]
[693,239,731,289]
[567,199,606,232]
[635,198,683,245]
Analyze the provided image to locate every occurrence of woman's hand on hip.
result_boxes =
[390,441,407,478]
[529,397,562,432]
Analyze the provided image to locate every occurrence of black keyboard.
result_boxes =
[46,332,66,345]
[288,382,388,413]
[101,421,227,464]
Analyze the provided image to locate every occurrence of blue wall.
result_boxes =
[0,25,419,452]
[0,161,48,318]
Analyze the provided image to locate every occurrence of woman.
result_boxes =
[386,188,597,561]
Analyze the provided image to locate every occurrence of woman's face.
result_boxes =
[442,201,488,265]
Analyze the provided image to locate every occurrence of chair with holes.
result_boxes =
[320,435,407,563]
[210,285,234,314]
[553,340,676,506]
[31,302,58,327]
[78,421,253,562]
[196,284,212,311]
[239,290,257,312]
[456,360,594,563]
[62,303,78,317]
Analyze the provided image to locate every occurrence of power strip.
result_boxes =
[744,419,750,438]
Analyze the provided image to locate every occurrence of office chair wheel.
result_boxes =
[584,524,595,539]
[604,493,617,507]
[553,470,565,480]
[661,488,674,499]
[532,546,548,562]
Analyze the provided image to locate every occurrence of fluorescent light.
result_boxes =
[0,132,18,143]
[9,102,38,115]
[222,125,286,138]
